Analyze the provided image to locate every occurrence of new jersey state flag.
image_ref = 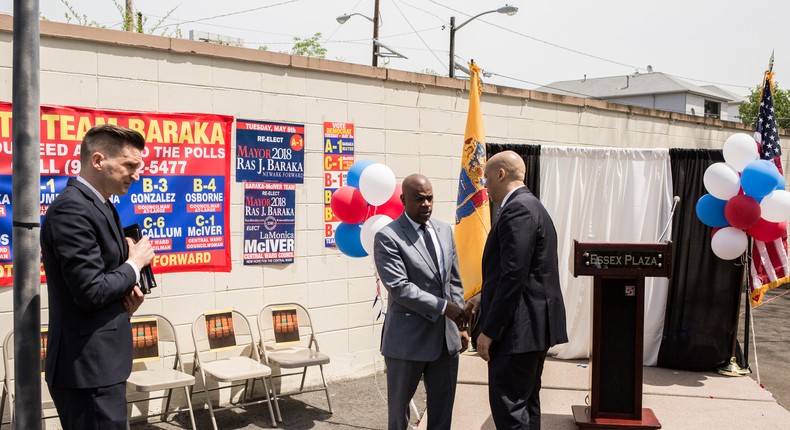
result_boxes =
[455,61,491,300]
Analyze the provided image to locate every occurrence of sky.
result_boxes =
[2,0,789,98]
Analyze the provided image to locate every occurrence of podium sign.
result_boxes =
[574,242,671,278]
[572,241,669,429]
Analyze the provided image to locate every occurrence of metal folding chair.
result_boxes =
[1,328,58,429]
[126,314,197,429]
[191,309,280,429]
[257,303,332,413]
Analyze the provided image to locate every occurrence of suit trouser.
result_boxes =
[385,345,459,430]
[49,381,128,430]
[488,350,548,430]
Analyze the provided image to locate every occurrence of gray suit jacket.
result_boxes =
[374,213,464,361]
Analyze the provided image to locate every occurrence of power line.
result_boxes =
[324,0,364,43]
[390,0,447,71]
[155,0,301,29]
[395,0,446,24]
[426,0,754,90]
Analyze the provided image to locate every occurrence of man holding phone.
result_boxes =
[41,124,155,430]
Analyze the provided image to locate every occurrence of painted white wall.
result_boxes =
[0,17,786,423]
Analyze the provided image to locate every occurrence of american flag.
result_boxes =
[749,72,789,305]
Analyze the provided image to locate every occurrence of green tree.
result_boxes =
[291,32,327,59]
[59,0,180,37]
[739,81,790,130]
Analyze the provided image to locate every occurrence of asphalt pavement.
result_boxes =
[740,285,790,409]
[124,285,790,429]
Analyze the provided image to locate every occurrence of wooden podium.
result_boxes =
[571,241,672,429]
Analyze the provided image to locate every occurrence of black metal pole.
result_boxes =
[12,0,42,428]
[743,242,752,369]
[448,16,456,78]
[372,0,380,67]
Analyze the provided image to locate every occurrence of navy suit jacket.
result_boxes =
[41,178,138,389]
[480,187,568,357]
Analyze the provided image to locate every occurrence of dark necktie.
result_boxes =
[106,200,127,258]
[420,224,440,274]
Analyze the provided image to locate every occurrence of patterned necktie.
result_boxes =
[420,224,440,274]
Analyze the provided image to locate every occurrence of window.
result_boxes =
[704,100,721,118]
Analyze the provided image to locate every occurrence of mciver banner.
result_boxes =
[0,102,233,286]
[235,119,305,183]
[243,182,296,265]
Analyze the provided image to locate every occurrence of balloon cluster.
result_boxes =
[696,133,790,260]
[331,160,405,258]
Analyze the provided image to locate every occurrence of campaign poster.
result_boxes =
[243,182,296,265]
[272,306,301,345]
[204,309,237,351]
[131,317,160,362]
[323,122,354,247]
[235,119,304,183]
[0,102,233,287]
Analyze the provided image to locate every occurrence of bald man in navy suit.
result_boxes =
[467,151,568,429]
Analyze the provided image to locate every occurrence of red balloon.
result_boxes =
[724,195,761,229]
[372,184,404,219]
[331,186,368,224]
[747,218,787,242]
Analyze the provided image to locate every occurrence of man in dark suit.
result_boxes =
[41,124,155,430]
[373,174,468,430]
[466,150,568,429]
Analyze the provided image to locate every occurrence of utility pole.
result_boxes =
[372,0,380,67]
[448,16,456,78]
[125,0,134,31]
[12,0,42,426]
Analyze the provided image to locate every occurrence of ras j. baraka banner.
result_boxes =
[0,102,233,286]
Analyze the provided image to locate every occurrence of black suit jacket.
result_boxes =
[41,178,138,389]
[480,187,568,357]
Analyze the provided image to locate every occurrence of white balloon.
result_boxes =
[760,190,790,222]
[703,162,741,200]
[360,215,393,255]
[723,133,759,172]
[359,163,396,206]
[710,227,748,260]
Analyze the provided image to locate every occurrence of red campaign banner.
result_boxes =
[0,102,233,286]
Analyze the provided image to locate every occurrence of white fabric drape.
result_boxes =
[540,146,673,366]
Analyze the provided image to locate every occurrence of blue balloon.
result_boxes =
[695,194,729,227]
[347,160,375,189]
[774,166,786,190]
[741,159,780,200]
[335,222,368,258]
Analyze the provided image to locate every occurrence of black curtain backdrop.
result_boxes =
[486,143,541,221]
[657,149,743,371]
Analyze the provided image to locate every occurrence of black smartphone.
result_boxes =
[123,223,157,294]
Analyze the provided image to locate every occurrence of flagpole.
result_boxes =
[743,239,753,370]
[717,254,751,376]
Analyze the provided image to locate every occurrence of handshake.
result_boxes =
[445,294,481,330]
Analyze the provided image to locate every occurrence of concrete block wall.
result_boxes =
[0,14,787,422]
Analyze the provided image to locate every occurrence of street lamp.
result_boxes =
[449,5,518,78]
[337,0,381,66]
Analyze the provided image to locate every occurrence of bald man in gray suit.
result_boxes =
[374,174,467,430]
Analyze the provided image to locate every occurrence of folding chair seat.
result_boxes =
[1,329,58,429]
[257,303,332,413]
[126,314,196,430]
[191,309,280,429]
